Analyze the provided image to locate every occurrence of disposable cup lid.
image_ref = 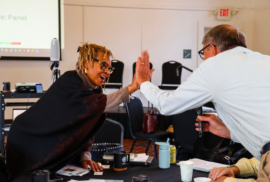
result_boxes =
[179,161,194,165]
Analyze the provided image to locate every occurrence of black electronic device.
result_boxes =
[16,83,37,93]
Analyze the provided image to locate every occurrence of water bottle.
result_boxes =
[155,138,170,169]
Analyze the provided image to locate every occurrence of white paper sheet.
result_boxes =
[131,153,149,162]
[187,158,228,172]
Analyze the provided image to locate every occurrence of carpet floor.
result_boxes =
[123,139,159,157]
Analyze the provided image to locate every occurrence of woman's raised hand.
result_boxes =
[128,73,140,94]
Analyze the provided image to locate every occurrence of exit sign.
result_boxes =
[217,8,231,20]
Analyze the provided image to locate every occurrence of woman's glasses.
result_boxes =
[94,59,115,74]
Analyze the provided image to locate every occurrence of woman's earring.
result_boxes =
[85,68,87,74]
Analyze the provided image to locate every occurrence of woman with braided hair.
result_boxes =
[6,43,139,180]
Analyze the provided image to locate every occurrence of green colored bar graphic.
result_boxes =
[0,42,11,45]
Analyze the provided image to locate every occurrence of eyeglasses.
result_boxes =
[94,59,115,74]
[198,44,216,60]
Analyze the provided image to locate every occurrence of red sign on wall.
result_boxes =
[220,9,229,17]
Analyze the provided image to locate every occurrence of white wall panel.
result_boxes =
[253,8,270,55]
[83,6,142,96]
[142,9,197,86]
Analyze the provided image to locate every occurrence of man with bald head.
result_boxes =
[135,24,270,182]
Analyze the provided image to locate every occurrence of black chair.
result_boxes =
[94,118,124,145]
[158,61,182,90]
[171,109,203,160]
[125,96,172,158]
[158,61,193,90]
[105,60,124,89]
[90,118,124,160]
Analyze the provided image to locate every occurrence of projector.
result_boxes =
[16,83,37,93]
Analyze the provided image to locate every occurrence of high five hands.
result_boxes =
[135,50,155,86]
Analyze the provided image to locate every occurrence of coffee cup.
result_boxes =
[179,161,194,182]
[113,151,130,171]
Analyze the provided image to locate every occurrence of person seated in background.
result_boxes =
[135,24,270,182]
[209,157,260,182]
[6,43,139,180]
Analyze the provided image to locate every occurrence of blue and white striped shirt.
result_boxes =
[141,47,270,160]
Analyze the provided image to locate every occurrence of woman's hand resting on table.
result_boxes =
[209,166,240,181]
[82,160,103,172]
[210,176,227,182]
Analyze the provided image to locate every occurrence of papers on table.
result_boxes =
[188,158,228,172]
[3,124,11,131]
[131,153,149,162]
[56,165,89,176]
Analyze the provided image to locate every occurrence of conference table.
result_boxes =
[13,159,209,182]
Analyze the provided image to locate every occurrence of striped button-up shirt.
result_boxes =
[141,47,270,160]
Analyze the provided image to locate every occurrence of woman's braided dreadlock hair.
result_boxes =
[76,43,114,75]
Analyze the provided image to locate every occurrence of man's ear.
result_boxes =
[210,44,220,56]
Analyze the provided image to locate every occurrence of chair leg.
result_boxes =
[130,139,137,153]
[145,140,152,154]
[154,143,158,159]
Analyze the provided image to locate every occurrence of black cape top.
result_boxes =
[6,71,107,179]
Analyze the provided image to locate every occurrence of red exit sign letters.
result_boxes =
[217,8,231,20]
[220,9,229,17]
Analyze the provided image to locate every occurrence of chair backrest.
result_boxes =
[161,61,182,85]
[108,60,124,84]
[132,62,153,77]
[171,109,202,152]
[125,96,145,137]
[94,118,124,145]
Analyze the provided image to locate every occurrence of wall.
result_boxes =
[0,0,259,119]
[253,1,270,55]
